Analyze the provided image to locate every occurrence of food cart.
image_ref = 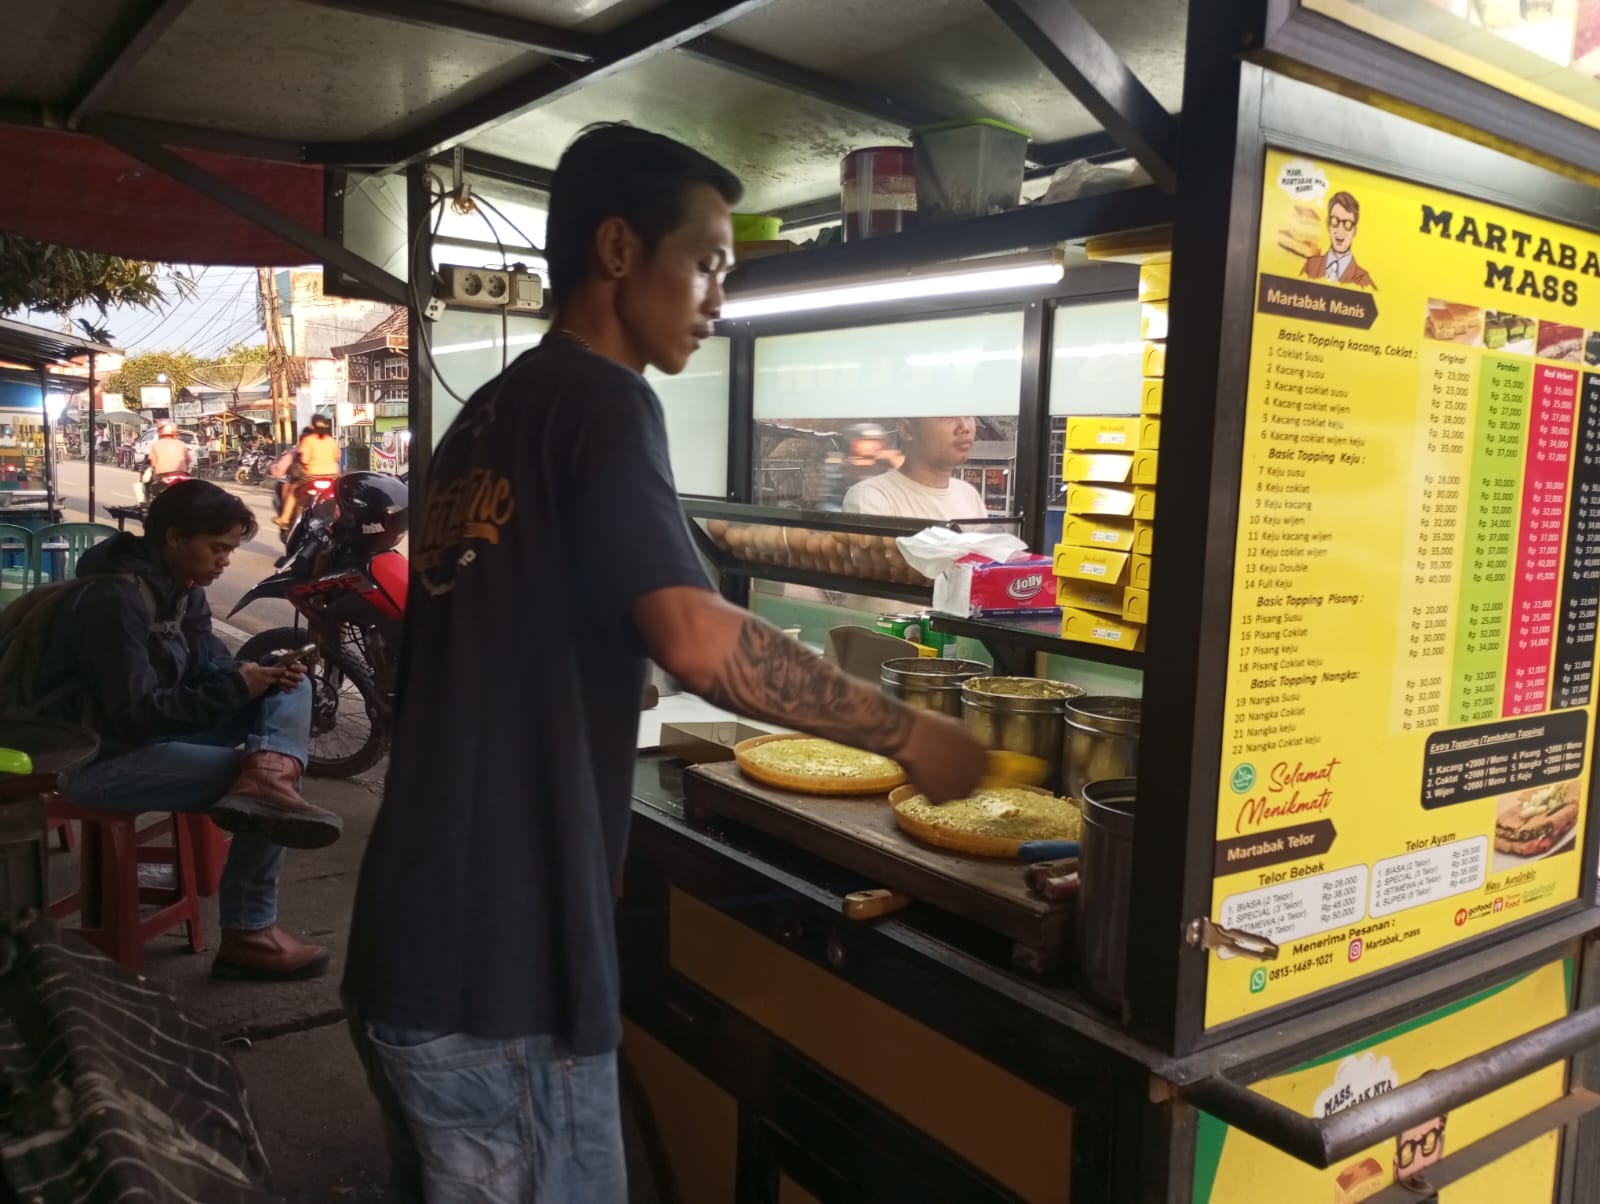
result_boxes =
[8,0,1600,1198]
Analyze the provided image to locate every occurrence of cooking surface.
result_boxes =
[684,759,1071,963]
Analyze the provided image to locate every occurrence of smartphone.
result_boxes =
[266,643,319,669]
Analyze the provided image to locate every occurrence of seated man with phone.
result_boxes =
[12,481,343,980]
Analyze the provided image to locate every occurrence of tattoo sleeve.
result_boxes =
[703,616,916,756]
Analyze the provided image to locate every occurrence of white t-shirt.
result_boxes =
[842,469,988,521]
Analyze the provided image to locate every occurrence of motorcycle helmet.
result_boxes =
[158,421,178,437]
[331,471,409,553]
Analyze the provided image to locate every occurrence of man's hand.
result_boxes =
[238,663,294,698]
[896,710,989,804]
[277,659,308,691]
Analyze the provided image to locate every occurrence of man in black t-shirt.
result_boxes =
[342,125,986,1203]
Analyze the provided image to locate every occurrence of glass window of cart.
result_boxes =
[752,312,1025,519]
[1046,300,1144,548]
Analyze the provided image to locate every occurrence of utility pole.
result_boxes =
[258,267,291,443]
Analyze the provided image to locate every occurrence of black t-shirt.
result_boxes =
[342,338,711,1055]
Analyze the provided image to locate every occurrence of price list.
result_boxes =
[1393,349,1475,733]
[1451,357,1529,723]
[1503,365,1578,716]
[1553,374,1600,709]
[1369,837,1487,918]
[1218,865,1369,946]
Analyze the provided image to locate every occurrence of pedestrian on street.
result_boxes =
[342,124,987,1203]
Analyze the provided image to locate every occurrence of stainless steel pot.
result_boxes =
[1075,777,1135,1011]
[960,676,1084,791]
[880,658,990,716]
[1063,696,1141,800]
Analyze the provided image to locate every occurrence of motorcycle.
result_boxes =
[279,475,338,545]
[234,447,272,486]
[229,472,408,778]
[145,468,191,502]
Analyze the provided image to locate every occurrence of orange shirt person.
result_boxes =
[277,414,341,528]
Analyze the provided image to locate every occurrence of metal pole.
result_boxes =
[37,364,53,513]
[405,163,434,514]
[88,351,97,521]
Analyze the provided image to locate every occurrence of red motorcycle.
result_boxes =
[230,472,408,777]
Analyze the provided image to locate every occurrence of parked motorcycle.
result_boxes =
[234,447,271,486]
[229,472,409,778]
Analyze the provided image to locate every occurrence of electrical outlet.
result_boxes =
[437,263,544,313]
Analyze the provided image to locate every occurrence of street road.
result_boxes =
[54,457,295,640]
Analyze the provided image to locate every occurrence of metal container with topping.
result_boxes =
[880,657,989,716]
[1063,696,1142,800]
[960,676,1085,792]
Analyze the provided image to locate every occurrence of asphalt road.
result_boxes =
[54,457,296,640]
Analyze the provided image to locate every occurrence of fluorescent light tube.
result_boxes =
[721,254,1065,320]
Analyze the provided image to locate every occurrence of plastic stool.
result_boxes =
[45,797,205,972]
[187,814,231,898]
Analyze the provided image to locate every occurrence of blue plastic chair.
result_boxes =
[29,522,119,587]
[0,523,32,606]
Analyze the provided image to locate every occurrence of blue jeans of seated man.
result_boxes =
[348,1018,626,1204]
[64,678,313,931]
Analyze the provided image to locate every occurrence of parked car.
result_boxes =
[132,426,200,463]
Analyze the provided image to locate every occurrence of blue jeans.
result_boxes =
[64,679,313,930]
[349,1020,626,1204]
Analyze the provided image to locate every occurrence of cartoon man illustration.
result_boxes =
[1301,191,1376,290]
[1394,1105,1446,1202]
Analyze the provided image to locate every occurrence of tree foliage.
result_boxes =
[0,234,194,324]
[106,351,202,404]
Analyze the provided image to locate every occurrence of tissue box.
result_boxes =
[935,555,1059,617]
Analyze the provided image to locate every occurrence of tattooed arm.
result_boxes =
[635,586,988,802]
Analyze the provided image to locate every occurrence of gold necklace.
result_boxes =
[548,327,593,354]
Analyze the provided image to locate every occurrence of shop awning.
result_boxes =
[0,125,321,267]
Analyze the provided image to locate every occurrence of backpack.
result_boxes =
[0,574,186,721]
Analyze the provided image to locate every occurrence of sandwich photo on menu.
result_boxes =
[1277,203,1321,260]
[1423,299,1484,346]
[1493,781,1580,863]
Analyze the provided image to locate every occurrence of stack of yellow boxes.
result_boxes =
[1051,257,1167,653]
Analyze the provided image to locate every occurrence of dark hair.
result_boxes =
[1328,191,1359,221]
[545,123,742,302]
[146,479,258,546]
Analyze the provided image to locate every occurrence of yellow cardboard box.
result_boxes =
[1133,520,1155,556]
[1065,416,1142,452]
[1130,554,1153,589]
[1061,606,1146,651]
[1141,378,1163,415]
[1134,486,1157,521]
[1140,301,1169,341]
[1140,416,1161,449]
[1142,341,1167,378]
[1062,514,1135,552]
[1122,586,1150,624]
[1063,452,1134,484]
[1066,483,1136,518]
[1132,450,1159,486]
[1052,544,1130,586]
[1056,578,1127,615]
[1138,262,1171,303]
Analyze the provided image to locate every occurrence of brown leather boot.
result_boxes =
[211,751,343,850]
[211,925,331,981]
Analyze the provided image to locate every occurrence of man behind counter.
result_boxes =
[842,415,987,520]
[343,123,987,1202]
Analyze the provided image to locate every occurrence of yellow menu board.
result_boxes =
[1206,149,1600,1028]
[1195,959,1568,1203]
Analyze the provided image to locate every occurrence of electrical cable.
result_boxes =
[469,198,511,374]
[472,195,543,262]
[410,177,480,407]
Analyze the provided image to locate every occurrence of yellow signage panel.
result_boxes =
[1206,148,1600,1028]
[1305,0,1600,133]
[1195,960,1568,1202]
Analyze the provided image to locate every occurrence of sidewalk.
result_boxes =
[71,768,392,1202]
